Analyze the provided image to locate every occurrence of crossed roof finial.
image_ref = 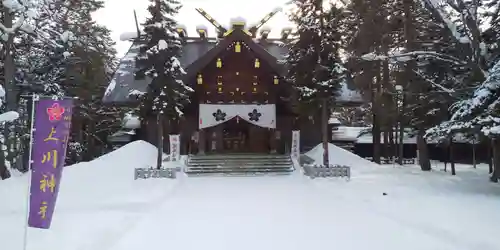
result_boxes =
[194,7,282,38]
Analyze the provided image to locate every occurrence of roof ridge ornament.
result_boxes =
[194,7,282,39]
[194,8,227,38]
[248,7,282,38]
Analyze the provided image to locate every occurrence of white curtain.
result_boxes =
[199,104,276,129]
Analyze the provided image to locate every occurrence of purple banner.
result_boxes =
[28,99,73,229]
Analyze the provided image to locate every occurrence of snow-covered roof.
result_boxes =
[103,34,363,104]
[103,43,150,103]
[356,133,418,144]
[195,24,208,31]
[332,126,479,145]
[229,16,247,28]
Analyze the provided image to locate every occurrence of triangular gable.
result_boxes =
[184,29,286,81]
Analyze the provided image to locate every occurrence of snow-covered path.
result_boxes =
[2,141,500,250]
[102,174,499,250]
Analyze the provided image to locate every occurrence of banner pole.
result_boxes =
[22,94,38,250]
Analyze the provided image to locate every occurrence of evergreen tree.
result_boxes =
[135,0,193,168]
[0,0,38,179]
[428,60,500,181]
[287,0,345,105]
[343,0,393,164]
[286,0,346,165]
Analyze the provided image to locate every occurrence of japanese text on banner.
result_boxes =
[28,99,73,229]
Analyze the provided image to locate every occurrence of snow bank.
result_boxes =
[305,143,378,168]
[0,140,177,250]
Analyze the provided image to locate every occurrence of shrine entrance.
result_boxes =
[198,104,276,154]
[222,117,250,153]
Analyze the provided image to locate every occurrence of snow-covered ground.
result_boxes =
[1,141,500,250]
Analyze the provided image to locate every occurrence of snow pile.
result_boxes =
[1,140,176,250]
[305,143,378,168]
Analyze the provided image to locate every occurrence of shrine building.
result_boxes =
[103,9,363,156]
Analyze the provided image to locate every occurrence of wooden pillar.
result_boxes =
[216,125,224,153]
[198,129,206,155]
[269,129,277,153]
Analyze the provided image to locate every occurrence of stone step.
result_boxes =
[187,164,292,170]
[187,162,292,167]
[185,154,294,176]
[188,156,291,161]
[188,154,291,160]
[187,158,292,164]
[186,171,293,177]
[185,166,294,174]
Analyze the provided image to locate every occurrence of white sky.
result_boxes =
[93,0,294,57]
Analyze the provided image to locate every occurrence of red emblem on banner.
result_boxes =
[47,103,65,121]
[199,118,202,124]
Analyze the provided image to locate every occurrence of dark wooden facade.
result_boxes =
[104,25,363,155]
[179,29,296,155]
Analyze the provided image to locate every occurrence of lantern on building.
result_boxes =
[197,74,203,84]
[235,42,241,52]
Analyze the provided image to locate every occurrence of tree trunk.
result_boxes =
[322,98,329,166]
[383,126,389,161]
[156,114,163,169]
[472,140,476,169]
[21,97,35,173]
[490,138,500,183]
[372,69,382,164]
[398,93,404,165]
[417,130,431,171]
[390,124,396,162]
[84,118,96,161]
[449,138,456,175]
[488,139,493,174]
[0,5,16,179]
[0,144,11,179]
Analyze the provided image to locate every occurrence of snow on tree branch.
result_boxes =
[360,51,467,66]
[420,0,471,44]
[426,59,500,139]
